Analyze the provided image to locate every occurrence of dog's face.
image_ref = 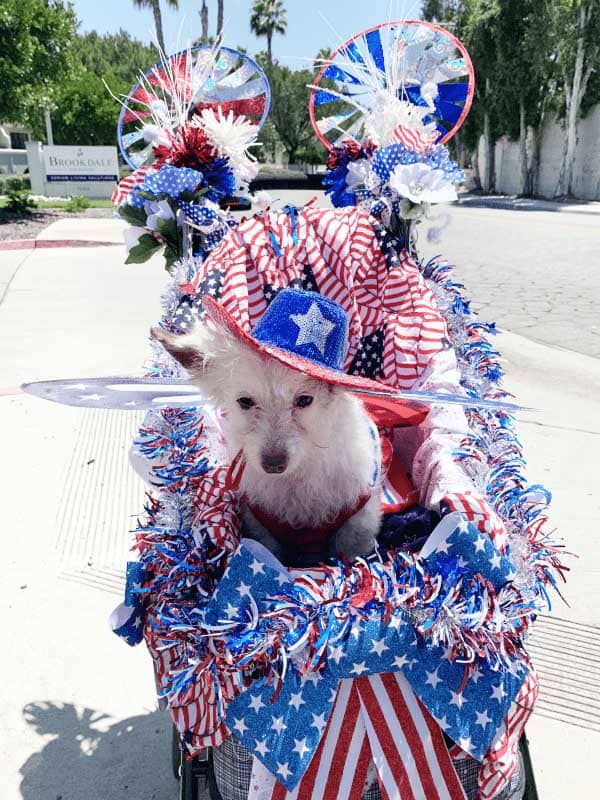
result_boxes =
[152,323,342,476]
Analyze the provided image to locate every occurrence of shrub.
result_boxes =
[65,195,91,212]
[5,177,37,214]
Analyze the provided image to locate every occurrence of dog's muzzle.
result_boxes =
[260,451,288,474]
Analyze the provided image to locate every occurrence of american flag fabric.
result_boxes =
[206,516,530,791]
[111,165,152,206]
[391,124,439,154]
[248,675,467,800]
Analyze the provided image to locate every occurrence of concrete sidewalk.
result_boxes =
[458,192,600,216]
[1,215,598,799]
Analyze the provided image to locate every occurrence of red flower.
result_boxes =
[153,120,218,170]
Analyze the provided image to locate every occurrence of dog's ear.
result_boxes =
[150,327,205,371]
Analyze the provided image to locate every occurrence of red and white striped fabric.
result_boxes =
[441,492,507,552]
[391,124,438,154]
[188,207,447,393]
[478,663,539,799]
[249,674,466,800]
[111,165,152,206]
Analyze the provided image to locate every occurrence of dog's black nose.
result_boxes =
[261,452,288,474]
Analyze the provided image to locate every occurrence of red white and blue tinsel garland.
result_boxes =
[111,209,568,768]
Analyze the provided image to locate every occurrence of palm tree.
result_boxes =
[200,0,209,45]
[217,0,225,40]
[132,0,179,55]
[249,0,287,65]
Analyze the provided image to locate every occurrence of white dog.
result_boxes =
[152,320,382,564]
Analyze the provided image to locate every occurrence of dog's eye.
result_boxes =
[237,397,255,410]
[295,395,314,408]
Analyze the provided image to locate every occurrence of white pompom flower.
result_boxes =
[197,108,260,184]
[389,162,458,205]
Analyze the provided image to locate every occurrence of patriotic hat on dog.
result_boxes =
[203,288,428,425]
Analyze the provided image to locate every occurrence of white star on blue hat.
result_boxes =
[290,302,335,355]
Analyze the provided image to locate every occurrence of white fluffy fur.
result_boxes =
[152,321,382,561]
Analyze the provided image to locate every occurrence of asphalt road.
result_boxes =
[418,205,600,358]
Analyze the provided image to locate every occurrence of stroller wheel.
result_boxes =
[171,725,182,781]
[172,725,212,800]
[520,734,539,800]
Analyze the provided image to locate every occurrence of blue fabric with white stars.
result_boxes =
[207,520,528,786]
[112,561,147,646]
[128,166,204,207]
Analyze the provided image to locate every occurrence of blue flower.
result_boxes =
[200,158,236,201]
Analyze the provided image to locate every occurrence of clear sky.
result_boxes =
[70,0,424,68]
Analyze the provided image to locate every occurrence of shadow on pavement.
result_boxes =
[20,701,176,800]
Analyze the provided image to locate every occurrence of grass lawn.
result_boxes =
[0,197,113,210]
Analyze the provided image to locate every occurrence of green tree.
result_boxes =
[492,1,555,195]
[250,0,287,66]
[260,58,325,164]
[32,30,158,146]
[0,0,77,126]
[132,0,179,55]
[551,0,600,196]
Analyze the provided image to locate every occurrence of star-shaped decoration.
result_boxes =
[370,639,389,656]
[233,718,248,735]
[290,303,335,356]
[255,739,270,757]
[350,622,363,640]
[425,668,442,689]
[329,645,345,664]
[271,715,287,734]
[437,715,449,730]
[490,552,502,570]
[249,695,265,713]
[475,709,492,729]
[311,712,327,734]
[491,683,506,702]
[474,535,487,553]
[275,572,289,586]
[289,691,305,711]
[300,671,321,687]
[293,738,310,759]
[470,667,482,684]
[392,654,409,670]
[132,616,142,629]
[449,691,466,710]
[434,537,451,555]
[458,736,473,752]
[237,581,252,597]
[352,661,368,676]
[249,558,265,576]
[389,614,406,630]
[277,762,292,780]
[224,602,238,618]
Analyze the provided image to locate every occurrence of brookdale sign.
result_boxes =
[26,143,120,198]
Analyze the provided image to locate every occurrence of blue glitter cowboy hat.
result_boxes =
[203,288,429,426]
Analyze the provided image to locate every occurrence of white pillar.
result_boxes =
[26,140,45,195]
[44,109,54,146]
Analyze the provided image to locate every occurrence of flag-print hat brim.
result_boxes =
[203,295,429,426]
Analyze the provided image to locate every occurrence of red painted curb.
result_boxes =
[0,238,121,251]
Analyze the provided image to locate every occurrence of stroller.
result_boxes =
[103,21,566,800]
[127,204,550,800]
[173,729,538,800]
